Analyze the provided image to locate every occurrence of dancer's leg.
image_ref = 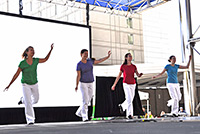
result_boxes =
[123,83,134,118]
[22,84,35,124]
[167,84,179,115]
[79,82,89,121]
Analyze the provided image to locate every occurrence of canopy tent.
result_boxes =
[37,0,168,15]
[76,0,157,12]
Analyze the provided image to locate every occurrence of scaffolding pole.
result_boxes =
[19,0,23,15]
[184,0,198,116]
[178,0,191,116]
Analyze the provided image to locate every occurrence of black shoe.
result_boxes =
[18,97,23,105]
[128,115,133,119]
[28,123,34,125]
[118,104,124,114]
[18,100,22,105]
[172,114,178,117]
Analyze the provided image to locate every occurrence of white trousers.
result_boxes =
[22,83,39,124]
[121,83,136,117]
[76,82,93,121]
[167,83,182,115]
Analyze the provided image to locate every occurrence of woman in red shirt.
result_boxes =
[111,53,143,119]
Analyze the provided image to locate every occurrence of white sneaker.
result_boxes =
[167,99,173,107]
[75,112,82,117]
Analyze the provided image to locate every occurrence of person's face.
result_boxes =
[170,56,176,64]
[126,54,132,61]
[26,47,35,57]
[81,51,88,59]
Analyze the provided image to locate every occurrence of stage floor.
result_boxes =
[1,117,200,134]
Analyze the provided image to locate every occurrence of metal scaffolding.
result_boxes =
[179,0,199,116]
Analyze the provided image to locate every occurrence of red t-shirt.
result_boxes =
[120,64,137,84]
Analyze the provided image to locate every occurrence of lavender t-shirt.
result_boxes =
[76,59,94,83]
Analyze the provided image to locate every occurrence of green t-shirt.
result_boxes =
[18,58,39,85]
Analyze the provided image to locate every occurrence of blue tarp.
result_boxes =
[76,0,156,11]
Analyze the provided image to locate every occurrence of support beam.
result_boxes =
[19,0,23,15]
[188,37,200,43]
[178,0,191,115]
[184,0,198,116]
[190,45,200,56]
[147,0,151,7]
[86,3,90,26]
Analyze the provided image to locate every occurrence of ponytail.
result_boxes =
[123,53,131,65]
[168,55,175,62]
[22,46,33,59]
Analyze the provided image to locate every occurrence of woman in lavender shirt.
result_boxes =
[75,49,111,121]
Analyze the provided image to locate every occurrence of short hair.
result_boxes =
[81,49,88,54]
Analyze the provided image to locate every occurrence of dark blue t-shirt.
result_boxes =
[76,59,94,83]
[165,64,179,83]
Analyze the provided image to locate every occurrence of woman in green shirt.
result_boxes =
[4,44,54,125]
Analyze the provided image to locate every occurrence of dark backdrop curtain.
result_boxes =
[95,76,144,118]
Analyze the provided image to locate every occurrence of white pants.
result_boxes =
[167,83,182,115]
[76,82,93,121]
[121,83,136,117]
[22,83,39,124]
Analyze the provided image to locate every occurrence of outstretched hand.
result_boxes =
[189,55,192,60]
[51,43,54,50]
[4,86,9,92]
[108,51,112,57]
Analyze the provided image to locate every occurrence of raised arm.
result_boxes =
[94,51,111,64]
[179,55,192,69]
[4,67,22,91]
[152,68,166,79]
[75,71,81,92]
[111,71,123,90]
[39,43,54,63]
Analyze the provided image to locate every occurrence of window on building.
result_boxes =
[39,2,42,7]
[127,18,133,28]
[39,11,42,17]
[128,34,134,44]
[55,5,57,15]
[30,1,32,11]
